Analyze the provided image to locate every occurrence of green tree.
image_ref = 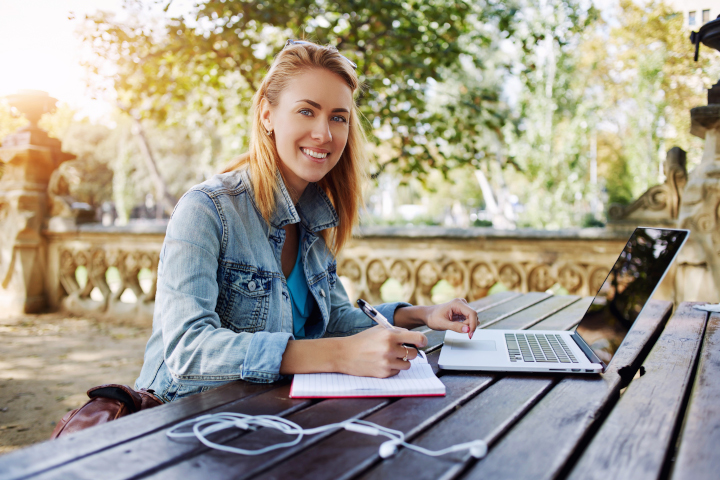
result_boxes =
[592,0,720,204]
[496,1,599,228]
[77,0,526,178]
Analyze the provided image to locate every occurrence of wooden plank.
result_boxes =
[358,375,556,480]
[23,384,312,480]
[424,329,448,353]
[485,295,580,330]
[146,397,391,480]
[467,291,521,313]
[566,302,708,480]
[0,379,280,480]
[252,372,496,480]
[528,296,593,330]
[476,292,551,329]
[458,299,673,480]
[672,312,720,479]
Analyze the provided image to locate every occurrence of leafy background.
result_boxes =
[1,0,718,228]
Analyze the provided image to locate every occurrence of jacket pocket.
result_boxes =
[217,264,273,333]
[163,379,212,402]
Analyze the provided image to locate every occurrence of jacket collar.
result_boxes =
[241,168,339,233]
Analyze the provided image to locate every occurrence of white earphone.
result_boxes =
[166,412,487,460]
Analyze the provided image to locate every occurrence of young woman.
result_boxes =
[135,40,479,403]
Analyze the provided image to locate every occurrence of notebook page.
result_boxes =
[290,350,446,397]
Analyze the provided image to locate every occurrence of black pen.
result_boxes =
[357,299,420,353]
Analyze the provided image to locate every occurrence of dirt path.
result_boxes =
[0,313,150,456]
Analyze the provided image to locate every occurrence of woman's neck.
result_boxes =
[278,166,308,205]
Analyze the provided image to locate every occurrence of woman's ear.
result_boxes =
[260,97,273,133]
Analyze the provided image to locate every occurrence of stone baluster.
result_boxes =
[677,81,720,303]
[0,90,74,315]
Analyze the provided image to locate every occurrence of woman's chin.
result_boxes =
[300,166,333,184]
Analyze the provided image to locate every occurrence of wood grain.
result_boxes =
[459,300,672,480]
[467,291,522,313]
[358,375,556,480]
[0,379,280,480]
[251,372,495,480]
[476,292,551,329]
[485,295,581,330]
[566,302,707,480]
[528,296,593,331]
[671,313,720,480]
[146,397,392,480]
[23,385,311,480]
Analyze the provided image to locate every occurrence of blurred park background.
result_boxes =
[2,0,718,231]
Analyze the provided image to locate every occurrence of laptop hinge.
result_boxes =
[570,333,607,372]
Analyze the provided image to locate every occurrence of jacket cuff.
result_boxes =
[376,302,413,326]
[241,331,293,383]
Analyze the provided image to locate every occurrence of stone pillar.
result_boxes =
[0,90,74,315]
[676,84,720,303]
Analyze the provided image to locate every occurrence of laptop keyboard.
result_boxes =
[505,333,578,363]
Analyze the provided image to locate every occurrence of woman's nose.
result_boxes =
[311,119,332,143]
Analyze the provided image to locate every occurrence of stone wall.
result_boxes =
[46,223,677,326]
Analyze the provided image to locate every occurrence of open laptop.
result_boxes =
[438,227,689,374]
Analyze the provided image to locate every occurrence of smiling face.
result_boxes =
[261,68,353,199]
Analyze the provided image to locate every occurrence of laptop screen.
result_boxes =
[574,228,688,365]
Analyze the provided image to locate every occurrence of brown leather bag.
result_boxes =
[50,384,163,439]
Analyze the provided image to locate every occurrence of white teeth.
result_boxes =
[302,148,328,159]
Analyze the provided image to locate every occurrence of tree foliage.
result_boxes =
[73,0,715,229]
[78,0,568,178]
[591,0,719,204]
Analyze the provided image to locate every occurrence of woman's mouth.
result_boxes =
[301,148,329,159]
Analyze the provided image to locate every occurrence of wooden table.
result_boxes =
[2,292,718,480]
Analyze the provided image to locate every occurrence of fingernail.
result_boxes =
[462,325,469,333]
[469,331,474,339]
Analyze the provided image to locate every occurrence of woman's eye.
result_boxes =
[332,115,348,123]
[298,109,313,116]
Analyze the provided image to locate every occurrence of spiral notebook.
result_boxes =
[289,351,446,398]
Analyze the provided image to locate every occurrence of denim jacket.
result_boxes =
[135,168,409,402]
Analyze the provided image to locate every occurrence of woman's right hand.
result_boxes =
[337,326,428,378]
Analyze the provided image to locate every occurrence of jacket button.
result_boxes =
[248,280,256,291]
[320,289,326,298]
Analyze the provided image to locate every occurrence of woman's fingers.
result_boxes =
[395,329,428,349]
[396,344,418,361]
[429,298,478,338]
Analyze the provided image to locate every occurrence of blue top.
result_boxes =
[287,247,312,339]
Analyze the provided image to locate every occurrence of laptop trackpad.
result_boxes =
[450,339,497,351]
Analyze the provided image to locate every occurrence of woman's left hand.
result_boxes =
[423,298,479,338]
[394,298,479,338]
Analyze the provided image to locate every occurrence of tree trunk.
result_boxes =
[130,117,177,216]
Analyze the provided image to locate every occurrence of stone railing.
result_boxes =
[44,223,165,325]
[45,223,659,326]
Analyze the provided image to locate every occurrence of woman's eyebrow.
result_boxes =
[296,99,349,113]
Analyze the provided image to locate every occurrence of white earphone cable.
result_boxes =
[166,412,487,459]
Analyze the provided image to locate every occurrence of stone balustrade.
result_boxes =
[45,223,660,326]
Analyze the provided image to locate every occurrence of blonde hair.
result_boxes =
[222,41,367,257]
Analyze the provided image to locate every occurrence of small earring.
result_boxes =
[266,129,273,136]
